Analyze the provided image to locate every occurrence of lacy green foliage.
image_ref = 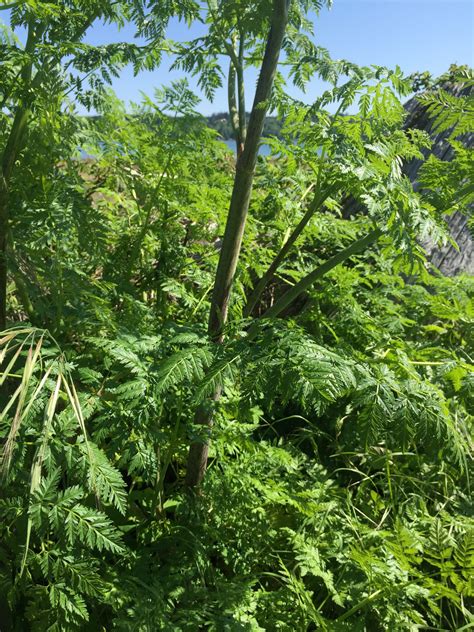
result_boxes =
[96,432,472,631]
[0,330,128,629]
[8,85,231,333]
[3,265,472,629]
[1,0,199,112]
[0,63,473,631]
[418,140,474,225]
[171,0,332,100]
[416,66,474,138]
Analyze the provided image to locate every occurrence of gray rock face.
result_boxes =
[402,84,473,276]
[341,83,473,276]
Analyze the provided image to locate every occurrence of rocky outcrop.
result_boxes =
[403,83,473,276]
[342,81,473,276]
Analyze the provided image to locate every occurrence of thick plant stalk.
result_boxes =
[185,0,291,488]
[184,393,220,490]
[243,183,338,316]
[261,227,382,320]
[207,0,290,341]
[227,60,242,156]
[227,35,247,158]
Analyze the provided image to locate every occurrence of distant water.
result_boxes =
[222,138,272,156]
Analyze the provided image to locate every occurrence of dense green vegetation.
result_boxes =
[0,1,473,630]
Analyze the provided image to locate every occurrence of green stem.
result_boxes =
[0,177,9,332]
[260,228,382,320]
[227,56,240,153]
[12,273,35,322]
[243,99,347,316]
[236,33,246,156]
[185,0,291,488]
[336,589,383,623]
[207,0,291,342]
[243,183,338,316]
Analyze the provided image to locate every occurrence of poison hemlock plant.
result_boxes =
[0,2,473,629]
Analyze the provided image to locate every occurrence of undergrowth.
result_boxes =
[0,39,472,630]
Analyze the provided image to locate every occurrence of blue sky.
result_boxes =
[4,0,474,114]
[84,0,474,114]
